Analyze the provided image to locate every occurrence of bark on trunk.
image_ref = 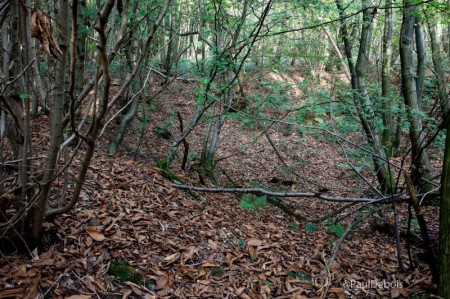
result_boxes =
[335,0,394,194]
[31,0,70,245]
[399,1,432,192]
[439,120,450,297]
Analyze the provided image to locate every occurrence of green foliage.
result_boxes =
[233,237,247,247]
[240,194,267,211]
[287,223,299,231]
[305,223,318,233]
[133,105,156,130]
[337,163,363,173]
[287,271,311,280]
[328,222,346,238]
[211,267,225,277]
[431,129,447,158]
[156,160,183,183]
[154,122,172,139]
[108,261,143,284]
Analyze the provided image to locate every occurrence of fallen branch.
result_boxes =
[171,184,404,203]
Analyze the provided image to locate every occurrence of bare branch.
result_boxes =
[172,184,404,203]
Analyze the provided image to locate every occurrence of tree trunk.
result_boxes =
[399,1,432,192]
[107,0,170,155]
[414,16,425,104]
[381,0,395,152]
[335,0,394,194]
[426,12,449,121]
[76,0,88,96]
[439,118,450,298]
[31,0,70,246]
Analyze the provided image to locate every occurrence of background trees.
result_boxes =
[0,0,449,296]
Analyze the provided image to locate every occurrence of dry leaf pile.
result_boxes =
[0,148,435,298]
[0,76,438,298]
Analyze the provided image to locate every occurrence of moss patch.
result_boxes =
[108,261,143,284]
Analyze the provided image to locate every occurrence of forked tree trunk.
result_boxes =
[399,1,432,192]
[335,0,394,194]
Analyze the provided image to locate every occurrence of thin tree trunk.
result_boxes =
[31,0,70,245]
[414,16,425,103]
[381,0,394,151]
[426,13,449,121]
[107,0,170,155]
[439,118,450,297]
[76,0,87,96]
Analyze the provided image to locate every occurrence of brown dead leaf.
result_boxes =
[208,239,218,250]
[328,287,346,299]
[65,295,92,299]
[181,246,197,261]
[85,227,106,241]
[235,287,252,299]
[0,288,24,298]
[201,261,219,267]
[196,279,210,285]
[31,10,62,60]
[164,252,180,264]
[247,239,263,246]
[391,287,408,298]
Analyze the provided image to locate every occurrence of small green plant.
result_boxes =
[233,237,247,247]
[287,271,311,280]
[153,122,172,139]
[240,194,267,211]
[305,223,318,233]
[328,222,346,238]
[287,223,299,231]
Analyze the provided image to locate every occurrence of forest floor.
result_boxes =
[0,69,440,298]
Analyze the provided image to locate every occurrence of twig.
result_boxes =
[403,171,438,282]
[1,59,35,93]
[392,201,408,271]
[177,111,189,170]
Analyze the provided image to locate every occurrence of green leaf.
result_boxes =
[337,163,352,169]
[314,117,324,124]
[306,223,318,233]
[20,93,29,99]
[287,271,311,280]
[328,223,346,238]
[287,223,299,231]
[240,194,267,211]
